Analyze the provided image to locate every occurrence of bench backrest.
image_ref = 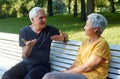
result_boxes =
[0,32,22,75]
[50,41,120,79]
[0,32,120,79]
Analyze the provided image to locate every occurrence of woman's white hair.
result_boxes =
[29,7,44,22]
[87,13,108,35]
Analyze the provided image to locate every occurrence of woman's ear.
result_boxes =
[94,27,99,32]
[94,27,100,35]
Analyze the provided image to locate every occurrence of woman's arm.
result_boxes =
[63,54,103,74]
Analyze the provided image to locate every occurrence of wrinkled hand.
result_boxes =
[51,31,65,41]
[22,39,37,47]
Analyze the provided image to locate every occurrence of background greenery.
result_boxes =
[0,12,120,45]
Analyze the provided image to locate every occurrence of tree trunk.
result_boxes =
[80,0,86,21]
[87,0,94,16]
[47,0,53,16]
[34,0,37,7]
[109,0,115,12]
[73,0,78,17]
[68,0,72,14]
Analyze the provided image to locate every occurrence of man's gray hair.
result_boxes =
[87,13,108,35]
[29,7,44,22]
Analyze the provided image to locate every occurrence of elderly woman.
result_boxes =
[42,13,111,79]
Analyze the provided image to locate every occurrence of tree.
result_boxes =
[109,0,115,12]
[73,0,78,17]
[34,0,46,7]
[95,0,108,12]
[68,0,72,14]
[47,0,53,16]
[80,0,86,21]
[87,0,94,16]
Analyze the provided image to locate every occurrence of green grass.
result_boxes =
[0,13,120,45]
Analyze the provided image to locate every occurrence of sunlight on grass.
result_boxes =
[103,26,120,44]
[0,13,120,45]
[67,26,120,45]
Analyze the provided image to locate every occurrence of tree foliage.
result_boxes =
[52,0,66,14]
[0,0,120,20]
[0,0,34,18]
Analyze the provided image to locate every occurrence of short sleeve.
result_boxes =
[92,39,110,60]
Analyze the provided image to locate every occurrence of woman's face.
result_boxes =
[84,19,95,37]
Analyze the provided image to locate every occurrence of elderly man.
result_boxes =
[2,7,68,79]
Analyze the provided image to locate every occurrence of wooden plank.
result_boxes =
[0,40,19,45]
[110,57,120,63]
[50,65,67,71]
[51,48,77,56]
[50,57,74,64]
[110,44,120,51]
[50,61,71,68]
[51,43,79,51]
[0,49,21,57]
[52,40,81,46]
[111,51,120,57]
[109,62,120,69]
[0,32,19,41]
[108,73,120,79]
[0,56,21,70]
[108,68,120,75]
[50,52,76,60]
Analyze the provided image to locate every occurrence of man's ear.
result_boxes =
[31,18,34,22]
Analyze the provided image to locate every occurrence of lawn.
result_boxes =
[0,13,120,45]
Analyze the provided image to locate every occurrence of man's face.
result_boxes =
[32,11,47,29]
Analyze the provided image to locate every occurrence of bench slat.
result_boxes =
[0,32,19,41]
[0,56,21,70]
[111,57,120,63]
[50,57,74,64]
[111,51,120,57]
[51,48,77,56]
[108,73,120,79]
[51,65,66,71]
[0,40,19,45]
[51,43,79,51]
[110,44,120,51]
[109,62,120,69]
[50,61,71,68]
[52,40,81,46]
[51,52,76,60]
[0,50,21,58]
[109,68,120,75]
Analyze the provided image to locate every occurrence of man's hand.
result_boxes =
[22,39,37,47]
[51,31,68,43]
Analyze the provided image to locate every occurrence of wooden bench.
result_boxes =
[0,32,120,79]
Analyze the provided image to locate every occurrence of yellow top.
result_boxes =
[75,37,110,79]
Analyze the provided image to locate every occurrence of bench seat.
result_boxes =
[0,32,120,79]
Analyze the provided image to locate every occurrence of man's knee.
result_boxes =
[2,72,9,79]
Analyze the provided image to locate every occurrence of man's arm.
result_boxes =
[63,54,103,74]
[51,31,68,43]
